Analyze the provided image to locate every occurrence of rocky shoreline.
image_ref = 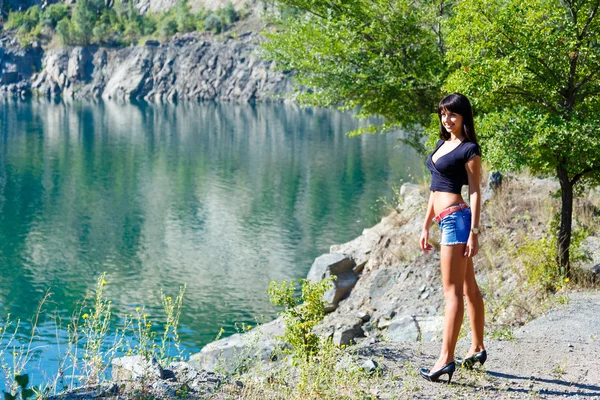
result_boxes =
[0,31,292,102]
[46,174,600,399]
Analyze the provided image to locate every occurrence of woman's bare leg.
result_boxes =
[463,256,485,355]
[431,244,468,371]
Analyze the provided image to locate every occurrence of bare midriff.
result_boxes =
[432,191,465,216]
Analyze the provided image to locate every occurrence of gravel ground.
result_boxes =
[354,290,600,399]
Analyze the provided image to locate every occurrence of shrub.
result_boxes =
[268,278,332,363]
[56,17,74,45]
[158,17,178,39]
[174,0,195,32]
[42,3,70,29]
[203,13,222,34]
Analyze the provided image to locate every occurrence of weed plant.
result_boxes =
[0,274,186,396]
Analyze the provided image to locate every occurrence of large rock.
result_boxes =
[385,315,419,342]
[189,317,288,373]
[580,236,600,279]
[112,355,166,381]
[307,253,358,311]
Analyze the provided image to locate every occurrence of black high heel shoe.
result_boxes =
[457,350,487,369]
[419,361,456,384]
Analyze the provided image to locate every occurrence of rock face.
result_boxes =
[0,39,42,96]
[2,32,292,102]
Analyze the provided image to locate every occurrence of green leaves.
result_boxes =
[14,375,28,389]
[3,373,36,400]
[445,0,600,187]
[268,278,332,362]
[261,0,448,134]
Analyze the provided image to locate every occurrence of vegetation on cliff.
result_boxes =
[2,0,244,47]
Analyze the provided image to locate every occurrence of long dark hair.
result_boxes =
[437,93,479,145]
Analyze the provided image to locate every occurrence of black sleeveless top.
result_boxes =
[426,139,481,194]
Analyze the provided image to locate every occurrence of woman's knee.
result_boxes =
[443,285,464,301]
[463,284,481,300]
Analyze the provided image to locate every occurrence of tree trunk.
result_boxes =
[557,163,573,278]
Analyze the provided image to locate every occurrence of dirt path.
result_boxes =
[356,290,600,399]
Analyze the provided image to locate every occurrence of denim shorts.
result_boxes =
[437,207,471,245]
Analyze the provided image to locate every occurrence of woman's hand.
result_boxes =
[420,228,433,252]
[464,234,479,257]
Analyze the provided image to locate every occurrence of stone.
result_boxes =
[357,311,371,322]
[112,356,166,381]
[1,31,291,101]
[385,315,419,342]
[415,315,444,341]
[189,317,289,373]
[151,380,177,398]
[483,171,503,202]
[307,253,358,311]
[377,318,392,329]
[333,325,364,346]
[361,359,379,374]
[307,253,356,280]
[580,236,600,275]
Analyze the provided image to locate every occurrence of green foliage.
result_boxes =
[3,374,36,400]
[444,0,600,275]
[261,0,448,136]
[444,0,600,188]
[202,13,222,33]
[174,0,195,32]
[5,0,241,47]
[519,213,590,292]
[268,278,332,363]
[158,17,178,39]
[5,6,42,32]
[56,17,74,45]
[42,3,70,29]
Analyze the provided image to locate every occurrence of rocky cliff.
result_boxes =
[0,31,292,102]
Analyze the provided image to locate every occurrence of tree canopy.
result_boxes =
[263,0,600,276]
[261,0,449,142]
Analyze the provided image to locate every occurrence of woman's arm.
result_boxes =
[465,155,481,257]
[420,191,435,251]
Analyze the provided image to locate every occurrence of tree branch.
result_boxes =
[578,0,600,40]
[574,65,600,93]
[571,166,597,185]
[502,86,561,115]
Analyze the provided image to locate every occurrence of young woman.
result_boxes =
[419,93,486,384]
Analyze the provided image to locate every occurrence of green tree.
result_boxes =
[56,17,74,45]
[444,0,600,277]
[71,0,98,44]
[261,0,448,142]
[263,0,600,279]
[42,3,69,29]
[174,0,195,32]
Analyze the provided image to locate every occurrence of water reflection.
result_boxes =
[0,99,424,375]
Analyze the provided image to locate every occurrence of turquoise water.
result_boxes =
[0,100,425,387]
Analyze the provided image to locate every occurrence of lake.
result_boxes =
[0,100,425,387]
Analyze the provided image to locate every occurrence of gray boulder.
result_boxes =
[112,355,166,381]
[307,253,358,312]
[189,317,288,373]
[385,315,420,342]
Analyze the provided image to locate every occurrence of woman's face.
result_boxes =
[440,109,463,136]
